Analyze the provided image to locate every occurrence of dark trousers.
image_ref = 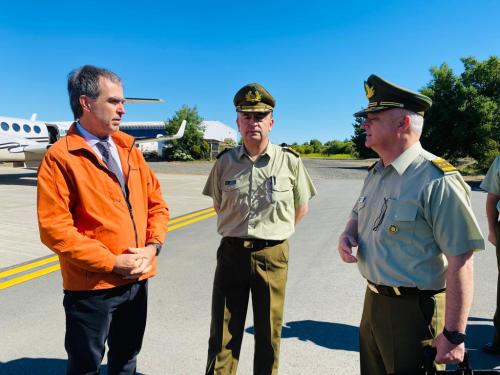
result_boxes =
[63,280,148,375]
[206,238,289,375]
[359,287,445,375]
[493,221,500,344]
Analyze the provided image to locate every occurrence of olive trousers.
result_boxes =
[493,221,500,344]
[359,287,445,375]
[206,238,289,375]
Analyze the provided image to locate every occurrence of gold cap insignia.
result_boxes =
[364,82,375,99]
[388,224,399,234]
[245,89,262,103]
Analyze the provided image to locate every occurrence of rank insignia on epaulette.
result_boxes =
[283,147,300,157]
[216,148,231,159]
[431,158,457,173]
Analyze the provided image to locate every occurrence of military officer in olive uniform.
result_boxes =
[337,74,484,374]
[203,83,316,374]
[480,155,500,354]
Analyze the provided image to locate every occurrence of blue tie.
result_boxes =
[96,141,127,197]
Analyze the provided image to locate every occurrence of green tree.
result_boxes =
[323,139,357,156]
[421,56,500,170]
[309,139,323,153]
[351,116,377,158]
[164,105,209,160]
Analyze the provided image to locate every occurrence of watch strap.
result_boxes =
[146,242,162,256]
[443,327,466,345]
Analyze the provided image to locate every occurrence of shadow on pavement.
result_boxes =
[466,319,500,370]
[246,319,359,352]
[0,172,38,186]
[0,358,145,375]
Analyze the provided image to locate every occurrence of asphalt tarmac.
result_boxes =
[0,158,498,374]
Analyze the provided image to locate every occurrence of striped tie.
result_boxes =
[96,141,127,197]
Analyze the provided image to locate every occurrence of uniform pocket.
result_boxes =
[394,202,418,221]
[385,200,418,239]
[271,177,293,204]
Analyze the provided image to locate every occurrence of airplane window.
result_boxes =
[23,124,31,133]
[1,122,9,131]
[12,123,21,132]
[34,125,41,134]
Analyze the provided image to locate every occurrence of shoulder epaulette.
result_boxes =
[216,148,231,159]
[368,160,379,171]
[282,147,300,157]
[431,158,457,173]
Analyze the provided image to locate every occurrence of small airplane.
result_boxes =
[0,98,186,168]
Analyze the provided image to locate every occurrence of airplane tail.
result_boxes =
[134,120,186,145]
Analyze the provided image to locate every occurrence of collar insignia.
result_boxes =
[245,89,262,103]
[364,82,375,99]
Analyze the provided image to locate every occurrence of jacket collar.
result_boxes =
[66,122,135,152]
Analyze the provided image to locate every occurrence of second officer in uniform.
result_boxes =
[337,74,484,374]
[203,83,316,374]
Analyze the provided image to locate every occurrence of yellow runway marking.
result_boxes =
[0,207,217,291]
[0,255,58,279]
[169,207,214,225]
[168,211,217,231]
[0,264,61,290]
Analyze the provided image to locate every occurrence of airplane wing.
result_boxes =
[124,98,165,104]
[133,120,186,145]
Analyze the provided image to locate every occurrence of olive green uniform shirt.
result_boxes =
[203,142,316,240]
[480,155,500,212]
[351,142,484,290]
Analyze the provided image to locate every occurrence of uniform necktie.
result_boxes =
[96,141,127,196]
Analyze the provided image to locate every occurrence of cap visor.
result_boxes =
[236,106,273,113]
[353,106,392,118]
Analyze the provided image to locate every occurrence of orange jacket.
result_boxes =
[37,124,169,291]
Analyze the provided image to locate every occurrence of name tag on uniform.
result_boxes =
[224,179,237,186]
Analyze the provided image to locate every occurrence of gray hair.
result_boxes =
[67,65,122,119]
[393,108,424,136]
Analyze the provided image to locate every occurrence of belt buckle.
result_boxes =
[243,240,253,249]
[368,283,379,294]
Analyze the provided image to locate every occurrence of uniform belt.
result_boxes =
[367,281,445,297]
[224,237,285,251]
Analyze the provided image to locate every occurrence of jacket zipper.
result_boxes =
[92,144,139,248]
[125,143,139,247]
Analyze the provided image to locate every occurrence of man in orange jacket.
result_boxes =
[37,65,169,375]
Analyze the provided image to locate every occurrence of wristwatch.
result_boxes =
[442,327,466,345]
[146,243,162,256]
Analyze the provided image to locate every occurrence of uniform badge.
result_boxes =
[364,82,375,99]
[388,224,399,234]
[245,88,262,102]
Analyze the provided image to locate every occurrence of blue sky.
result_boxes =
[0,0,498,144]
